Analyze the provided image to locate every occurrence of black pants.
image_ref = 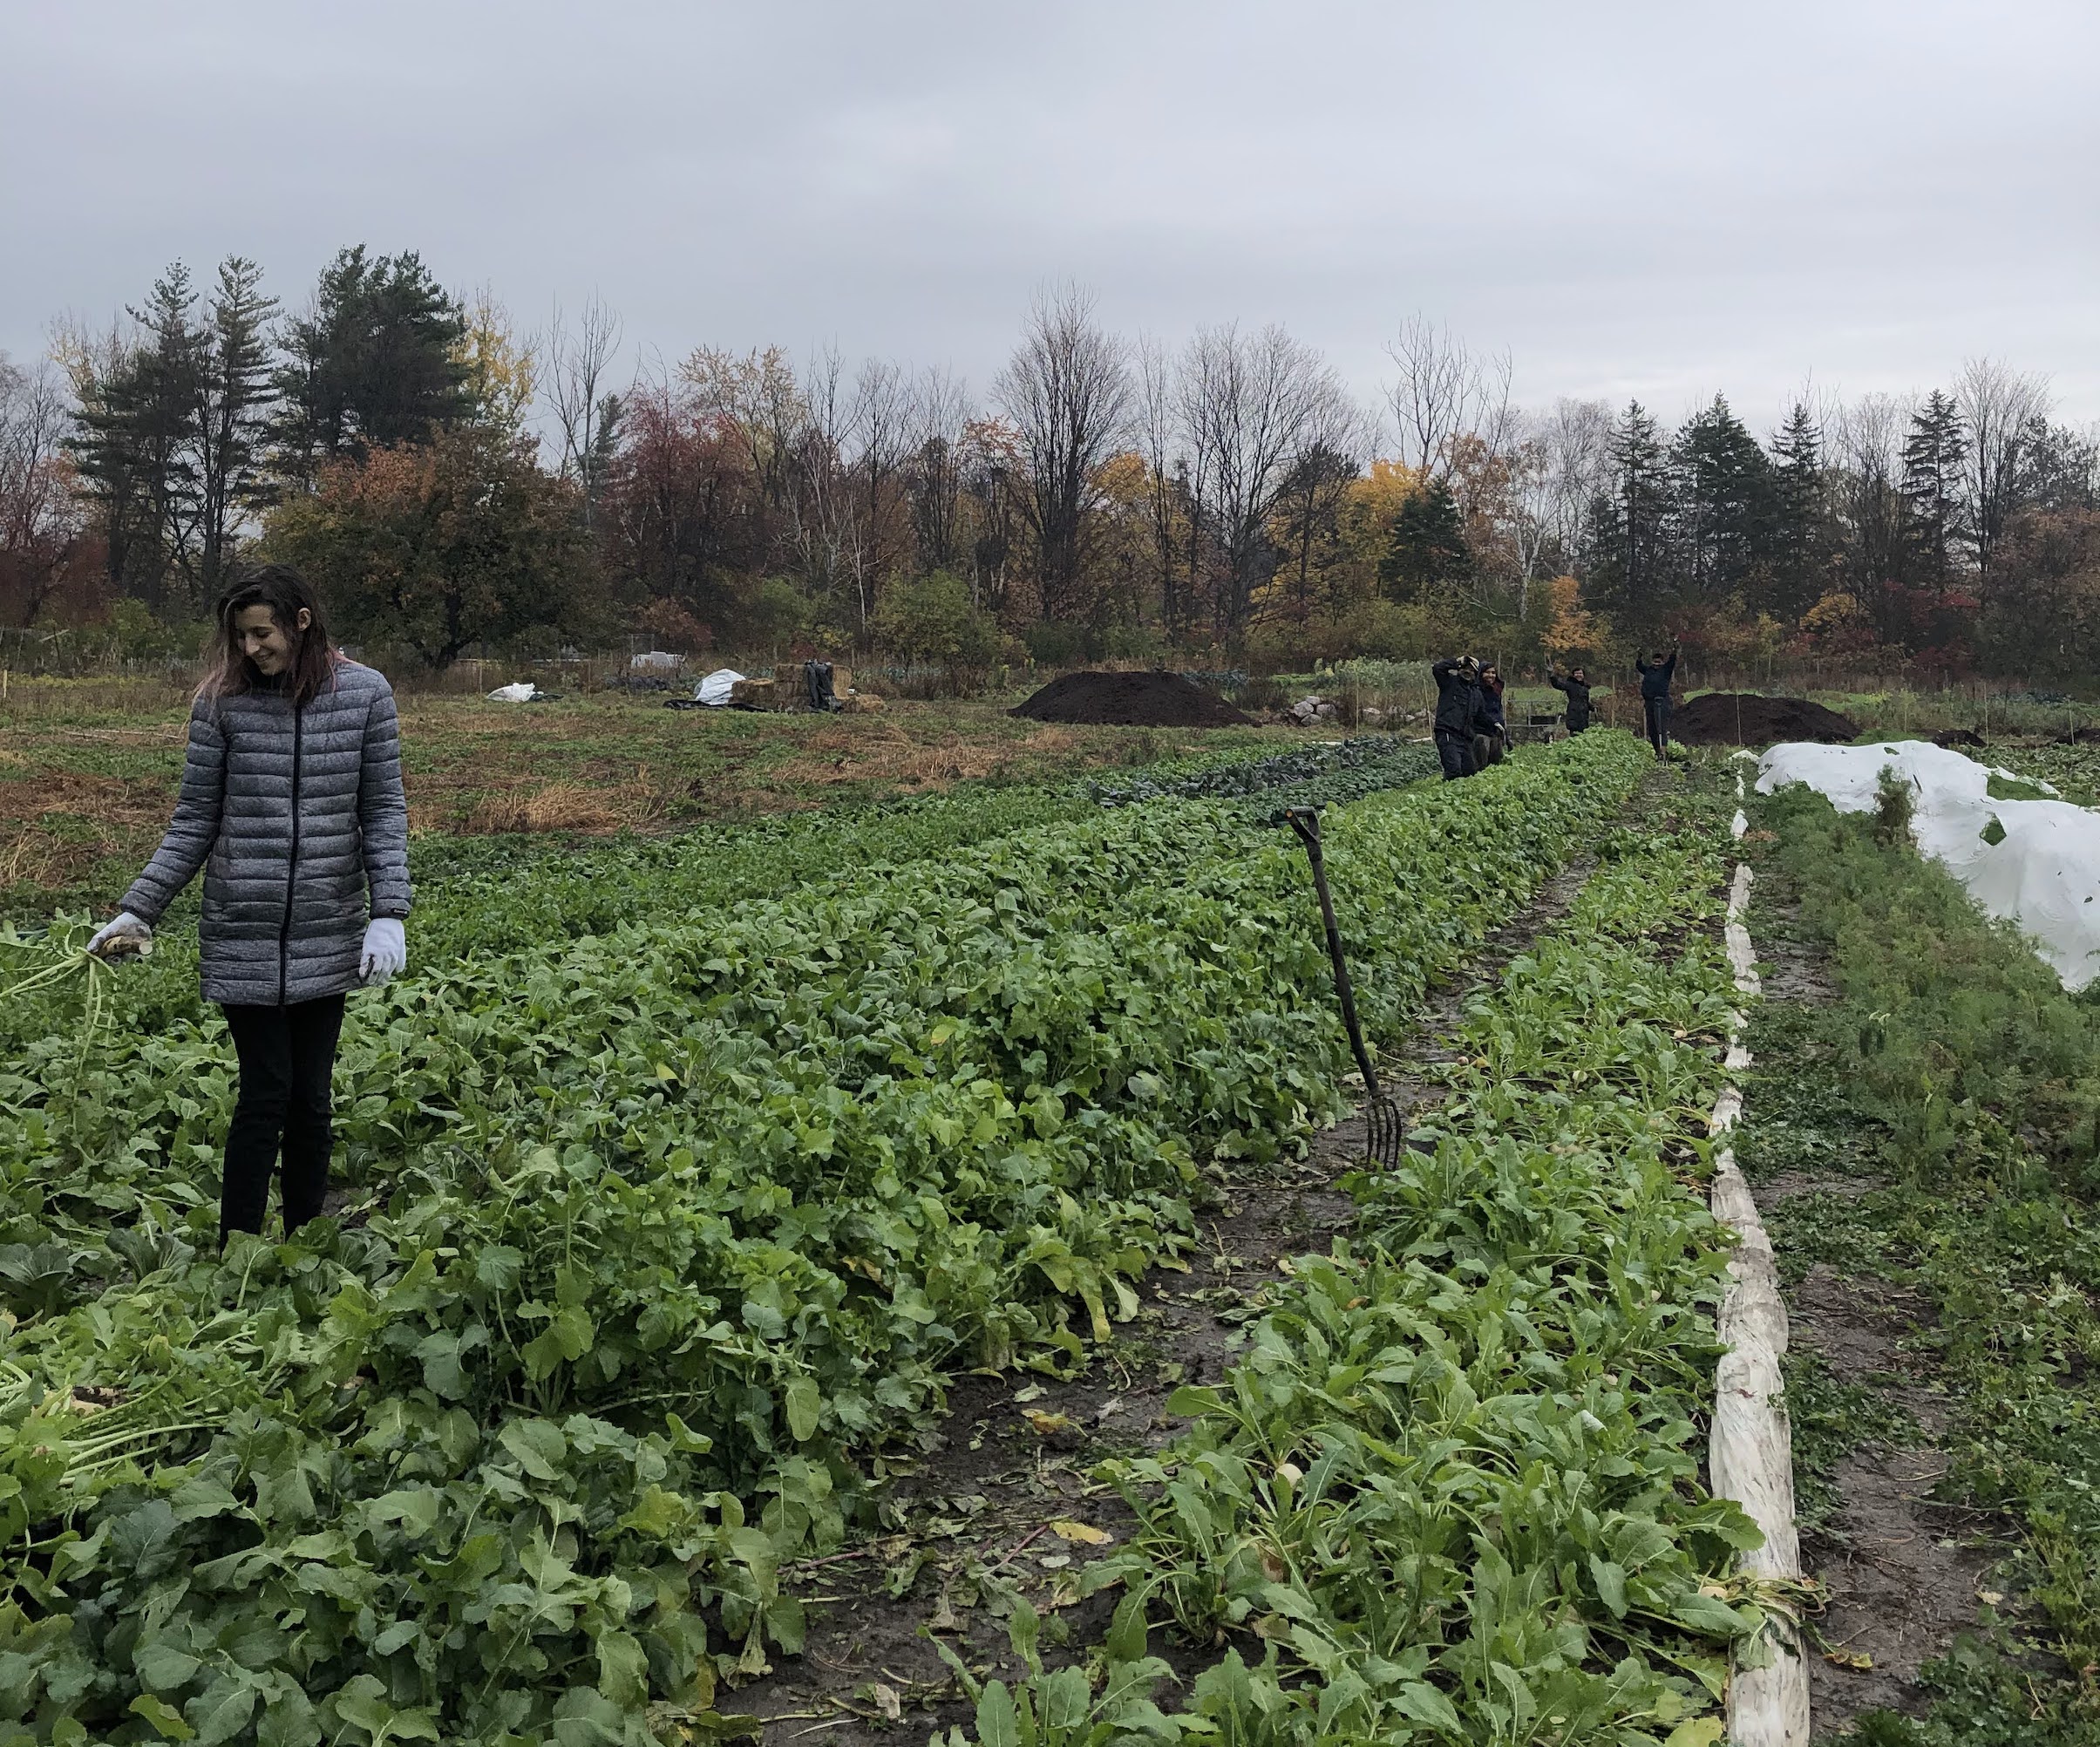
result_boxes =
[1435,730,1474,780]
[1567,713,1588,736]
[1644,697,1671,756]
[220,994,346,1236]
[1473,733,1505,769]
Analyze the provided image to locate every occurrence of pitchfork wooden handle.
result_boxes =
[1283,808,1381,1099]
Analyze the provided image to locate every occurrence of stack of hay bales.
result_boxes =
[729,664,883,713]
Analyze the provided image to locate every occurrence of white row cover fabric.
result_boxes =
[1757,740,2100,989]
[487,682,538,702]
[1710,863,1811,1746]
[694,668,745,706]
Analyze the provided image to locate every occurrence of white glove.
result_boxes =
[360,917,406,985]
[88,913,153,958]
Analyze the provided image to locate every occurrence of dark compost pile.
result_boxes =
[1010,670,1251,728]
[1672,692,1860,746]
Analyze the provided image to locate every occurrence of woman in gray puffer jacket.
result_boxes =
[90,566,411,1240]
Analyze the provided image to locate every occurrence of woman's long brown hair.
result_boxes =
[199,565,339,708]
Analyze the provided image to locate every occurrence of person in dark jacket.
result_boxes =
[88,566,411,1241]
[1472,664,1509,768]
[1545,664,1591,734]
[1635,643,1679,758]
[1431,656,1483,779]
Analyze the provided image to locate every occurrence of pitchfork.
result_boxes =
[1283,806,1405,1169]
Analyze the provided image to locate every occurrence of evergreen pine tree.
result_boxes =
[194,257,280,596]
[1671,394,1774,600]
[1377,479,1471,601]
[71,259,282,613]
[273,246,468,486]
[1767,401,1826,622]
[66,336,154,605]
[1900,389,1968,592]
[70,264,207,611]
[1589,401,1671,629]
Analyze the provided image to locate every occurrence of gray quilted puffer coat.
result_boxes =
[121,659,411,1006]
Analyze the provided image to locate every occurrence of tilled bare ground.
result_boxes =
[1787,1266,1996,1723]
[737,848,1604,1744]
[1743,893,2008,1732]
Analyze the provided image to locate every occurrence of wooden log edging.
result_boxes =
[1709,860,1811,1745]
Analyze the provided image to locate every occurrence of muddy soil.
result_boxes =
[1743,887,2008,1734]
[1785,1265,1996,1725]
[737,846,1604,1744]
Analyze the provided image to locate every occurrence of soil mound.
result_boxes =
[1010,669,1250,727]
[1673,692,1859,747]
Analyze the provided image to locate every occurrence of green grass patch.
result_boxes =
[1743,785,2100,1737]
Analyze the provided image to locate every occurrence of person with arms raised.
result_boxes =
[1430,654,1484,780]
[1634,642,1680,758]
[1545,663,1592,735]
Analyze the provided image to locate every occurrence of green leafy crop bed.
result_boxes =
[1089,737,1442,821]
[0,737,1650,1744]
[931,795,1778,1745]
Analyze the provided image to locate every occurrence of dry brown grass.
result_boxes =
[461,767,668,835]
[0,676,194,719]
[0,831,91,890]
[765,723,1082,792]
[0,772,169,833]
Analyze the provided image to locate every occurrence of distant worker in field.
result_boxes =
[1430,654,1484,780]
[1635,642,1680,759]
[1545,663,1592,735]
[84,565,411,1245]
[1473,663,1509,768]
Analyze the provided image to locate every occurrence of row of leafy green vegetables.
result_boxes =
[0,732,1395,1049]
[0,735,1650,1745]
[1088,733,1436,810]
[935,807,1768,1746]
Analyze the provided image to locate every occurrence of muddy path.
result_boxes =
[1737,880,2010,1733]
[736,830,1613,1744]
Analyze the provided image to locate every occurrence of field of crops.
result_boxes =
[0,726,1790,1745]
[934,813,1777,1744]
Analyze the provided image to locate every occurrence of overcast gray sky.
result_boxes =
[3,0,2094,439]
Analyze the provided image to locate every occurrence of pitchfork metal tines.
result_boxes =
[1282,806,1405,1171]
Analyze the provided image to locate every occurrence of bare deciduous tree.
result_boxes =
[1504,398,1613,609]
[789,344,863,624]
[1829,392,1912,623]
[1175,322,1361,634]
[905,366,971,575]
[0,351,85,626]
[995,284,1131,622]
[850,357,910,616]
[1136,335,1189,634]
[1384,315,1514,483]
[1954,357,2050,583]
[547,295,623,530]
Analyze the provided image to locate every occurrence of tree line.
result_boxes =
[2,249,2096,680]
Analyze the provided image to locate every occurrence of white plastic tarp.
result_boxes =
[1757,739,2100,989]
[487,682,537,702]
[694,668,744,706]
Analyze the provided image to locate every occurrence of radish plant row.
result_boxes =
[0,734,1652,1744]
[937,810,1771,1745]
